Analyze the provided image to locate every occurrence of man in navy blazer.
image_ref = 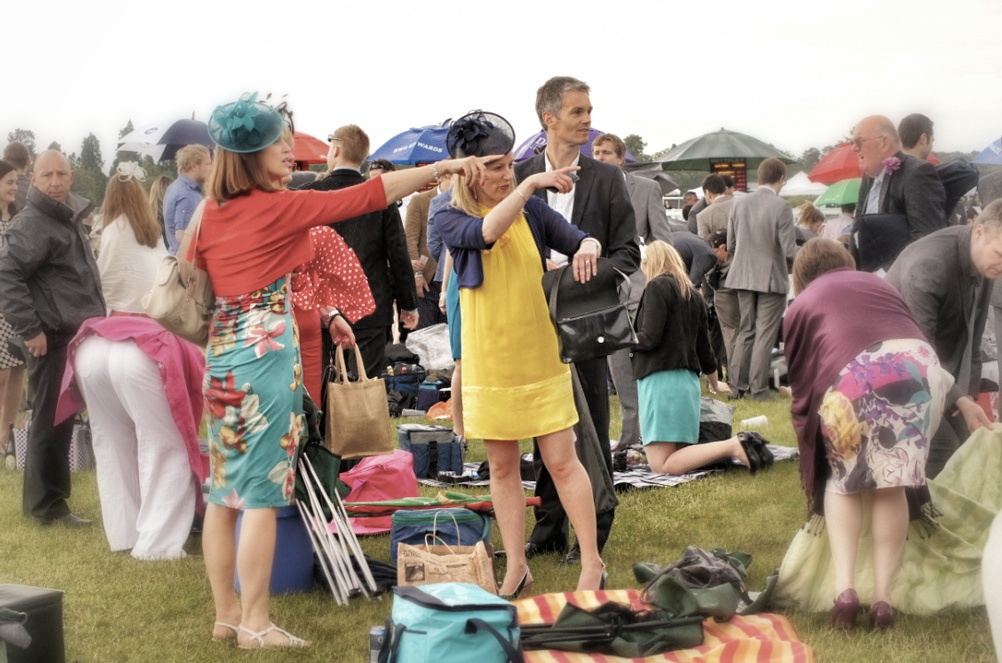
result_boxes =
[515,76,640,565]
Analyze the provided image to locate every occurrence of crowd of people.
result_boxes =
[0,78,1000,655]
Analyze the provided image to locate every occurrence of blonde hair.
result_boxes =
[448,173,483,218]
[149,175,172,222]
[204,148,281,202]
[642,240,693,298]
[791,238,855,295]
[102,175,162,248]
[175,144,210,174]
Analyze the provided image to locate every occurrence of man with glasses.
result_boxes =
[851,115,946,271]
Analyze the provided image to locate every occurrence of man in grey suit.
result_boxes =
[515,76,640,565]
[725,158,796,401]
[885,201,1002,477]
[977,171,1002,421]
[591,132,670,450]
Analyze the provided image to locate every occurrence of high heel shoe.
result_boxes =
[870,601,895,630]
[498,567,533,601]
[737,433,763,474]
[599,564,609,590]
[830,588,860,629]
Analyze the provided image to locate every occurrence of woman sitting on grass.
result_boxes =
[633,240,773,475]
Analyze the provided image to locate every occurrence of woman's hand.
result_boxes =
[328,316,356,348]
[571,237,601,283]
[711,380,731,395]
[439,155,498,188]
[528,166,580,195]
[955,395,992,432]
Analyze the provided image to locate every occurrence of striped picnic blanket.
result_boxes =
[514,589,813,663]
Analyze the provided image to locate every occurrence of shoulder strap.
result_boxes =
[178,200,207,264]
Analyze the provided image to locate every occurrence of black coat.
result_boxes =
[300,169,417,329]
[855,151,946,243]
[514,153,640,275]
[631,274,717,381]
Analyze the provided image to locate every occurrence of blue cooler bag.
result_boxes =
[390,507,492,564]
[379,583,523,663]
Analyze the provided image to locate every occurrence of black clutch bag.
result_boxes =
[854,213,909,272]
[542,257,637,364]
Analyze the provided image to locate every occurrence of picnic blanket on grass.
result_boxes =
[514,589,813,663]
[774,426,1002,614]
[417,445,800,491]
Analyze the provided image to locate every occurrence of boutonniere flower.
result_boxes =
[882,156,902,174]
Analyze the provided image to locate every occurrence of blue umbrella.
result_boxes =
[974,138,1002,165]
[368,125,450,165]
[514,128,636,162]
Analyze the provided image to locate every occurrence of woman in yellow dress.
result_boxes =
[435,111,605,597]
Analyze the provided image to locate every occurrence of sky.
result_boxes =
[6,0,1002,168]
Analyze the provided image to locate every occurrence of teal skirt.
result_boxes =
[638,369,700,445]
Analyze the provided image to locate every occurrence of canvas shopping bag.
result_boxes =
[397,538,497,595]
[326,344,395,459]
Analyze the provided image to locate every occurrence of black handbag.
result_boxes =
[853,212,909,272]
[542,258,637,364]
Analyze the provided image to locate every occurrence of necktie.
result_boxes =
[866,177,882,214]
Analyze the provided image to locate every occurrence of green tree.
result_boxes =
[80,133,104,173]
[48,141,62,152]
[6,129,37,157]
[799,147,821,170]
[71,133,108,206]
[623,134,649,162]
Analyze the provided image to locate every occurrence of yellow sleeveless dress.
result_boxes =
[460,213,577,440]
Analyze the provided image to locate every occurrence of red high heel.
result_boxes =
[870,601,895,630]
[830,588,860,629]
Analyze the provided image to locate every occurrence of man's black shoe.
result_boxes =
[38,512,93,527]
[559,544,582,566]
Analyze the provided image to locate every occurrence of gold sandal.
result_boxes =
[237,623,311,650]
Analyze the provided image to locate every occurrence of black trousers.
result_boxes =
[927,407,970,479]
[321,325,390,382]
[416,281,446,330]
[528,356,615,552]
[23,342,75,521]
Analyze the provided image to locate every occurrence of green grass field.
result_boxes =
[0,394,993,662]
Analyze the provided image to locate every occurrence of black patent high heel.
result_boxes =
[599,564,608,590]
[499,567,532,601]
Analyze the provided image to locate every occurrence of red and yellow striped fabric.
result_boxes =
[513,589,814,663]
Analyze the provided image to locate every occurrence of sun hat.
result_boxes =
[445,110,515,159]
[208,92,285,153]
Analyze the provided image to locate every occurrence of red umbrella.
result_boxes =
[808,143,860,183]
[292,131,329,165]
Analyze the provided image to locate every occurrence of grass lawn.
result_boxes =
[0,393,994,662]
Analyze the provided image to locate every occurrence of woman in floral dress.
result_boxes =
[198,93,489,649]
[784,238,951,630]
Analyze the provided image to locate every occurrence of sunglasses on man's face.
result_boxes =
[328,135,342,143]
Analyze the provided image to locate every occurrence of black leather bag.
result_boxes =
[854,212,909,272]
[542,258,637,364]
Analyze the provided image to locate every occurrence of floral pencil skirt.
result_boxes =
[819,339,950,495]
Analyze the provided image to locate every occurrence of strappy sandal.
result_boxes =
[237,623,311,650]
[212,621,239,642]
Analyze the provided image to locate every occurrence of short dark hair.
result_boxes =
[2,142,30,170]
[592,133,625,159]
[702,174,726,195]
[757,157,787,186]
[898,113,934,149]
[841,202,856,215]
[334,124,370,165]
[721,175,735,189]
[707,230,728,249]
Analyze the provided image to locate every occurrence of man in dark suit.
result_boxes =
[301,125,418,379]
[591,132,670,451]
[885,200,1002,477]
[851,115,946,271]
[515,77,640,565]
